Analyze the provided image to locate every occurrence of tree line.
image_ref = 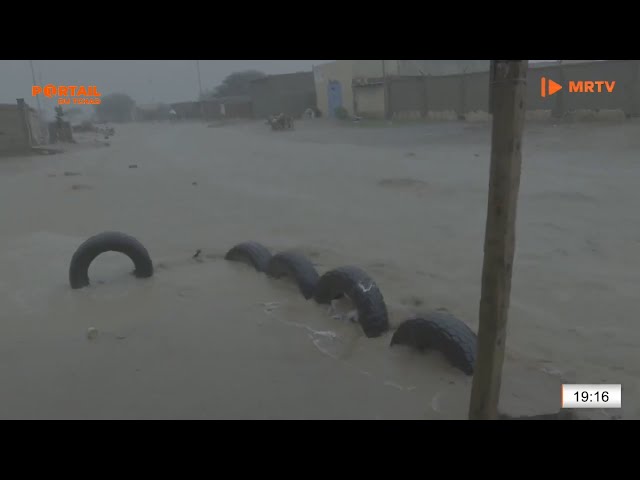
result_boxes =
[89,70,265,123]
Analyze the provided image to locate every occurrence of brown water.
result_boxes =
[1,120,637,419]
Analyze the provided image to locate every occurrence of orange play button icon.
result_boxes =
[541,77,563,97]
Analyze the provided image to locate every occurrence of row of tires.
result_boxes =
[68,232,478,376]
[224,241,389,338]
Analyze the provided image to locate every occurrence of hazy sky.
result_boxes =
[1,60,561,117]
[0,60,330,107]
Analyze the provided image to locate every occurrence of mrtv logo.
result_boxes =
[32,85,102,105]
[541,77,616,97]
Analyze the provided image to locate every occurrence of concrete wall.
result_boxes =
[354,85,386,118]
[27,109,43,144]
[0,107,28,152]
[380,60,640,119]
[314,61,355,115]
[352,60,490,79]
[352,61,399,79]
[249,72,316,118]
[397,60,490,76]
[351,60,492,118]
[171,101,202,119]
[0,101,37,153]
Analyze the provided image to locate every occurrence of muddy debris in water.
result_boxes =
[87,327,98,341]
[261,301,281,314]
[402,295,424,307]
[71,184,93,191]
[128,164,138,169]
[63,171,81,177]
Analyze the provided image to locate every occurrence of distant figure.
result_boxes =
[169,109,178,123]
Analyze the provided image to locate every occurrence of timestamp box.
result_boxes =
[562,384,622,409]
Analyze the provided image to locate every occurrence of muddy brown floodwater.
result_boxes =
[1,119,638,419]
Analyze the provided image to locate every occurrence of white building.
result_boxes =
[314,60,491,118]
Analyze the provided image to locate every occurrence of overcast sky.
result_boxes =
[0,60,331,107]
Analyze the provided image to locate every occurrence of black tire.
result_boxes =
[314,266,389,338]
[69,231,153,289]
[390,312,477,376]
[224,241,272,272]
[266,251,319,299]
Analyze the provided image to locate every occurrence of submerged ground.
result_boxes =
[1,118,637,419]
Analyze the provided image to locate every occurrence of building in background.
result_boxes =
[134,103,173,122]
[170,96,253,121]
[314,61,493,119]
[313,61,355,117]
[352,60,492,118]
[0,99,42,154]
[248,72,316,118]
[170,101,202,120]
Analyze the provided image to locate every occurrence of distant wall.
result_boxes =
[353,60,399,79]
[352,60,490,80]
[249,72,316,118]
[0,102,34,153]
[397,60,490,76]
[171,101,202,119]
[27,109,43,144]
[199,99,253,120]
[368,60,640,119]
[353,84,386,118]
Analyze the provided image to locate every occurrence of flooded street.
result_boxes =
[1,119,638,419]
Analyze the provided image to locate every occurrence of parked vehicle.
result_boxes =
[267,113,294,131]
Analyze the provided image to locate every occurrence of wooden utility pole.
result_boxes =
[488,61,496,115]
[468,60,528,420]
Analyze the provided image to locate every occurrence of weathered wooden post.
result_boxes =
[468,60,528,420]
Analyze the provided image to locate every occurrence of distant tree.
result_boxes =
[95,93,135,122]
[63,106,83,121]
[201,70,266,99]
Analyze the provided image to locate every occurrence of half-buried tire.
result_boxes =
[314,266,389,338]
[266,251,319,299]
[224,241,272,272]
[390,312,477,376]
[69,231,154,289]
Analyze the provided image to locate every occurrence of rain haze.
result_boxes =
[0,59,635,420]
[0,60,331,110]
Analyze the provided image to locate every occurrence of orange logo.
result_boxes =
[541,77,616,97]
[540,77,563,97]
[568,80,615,93]
[32,85,102,105]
